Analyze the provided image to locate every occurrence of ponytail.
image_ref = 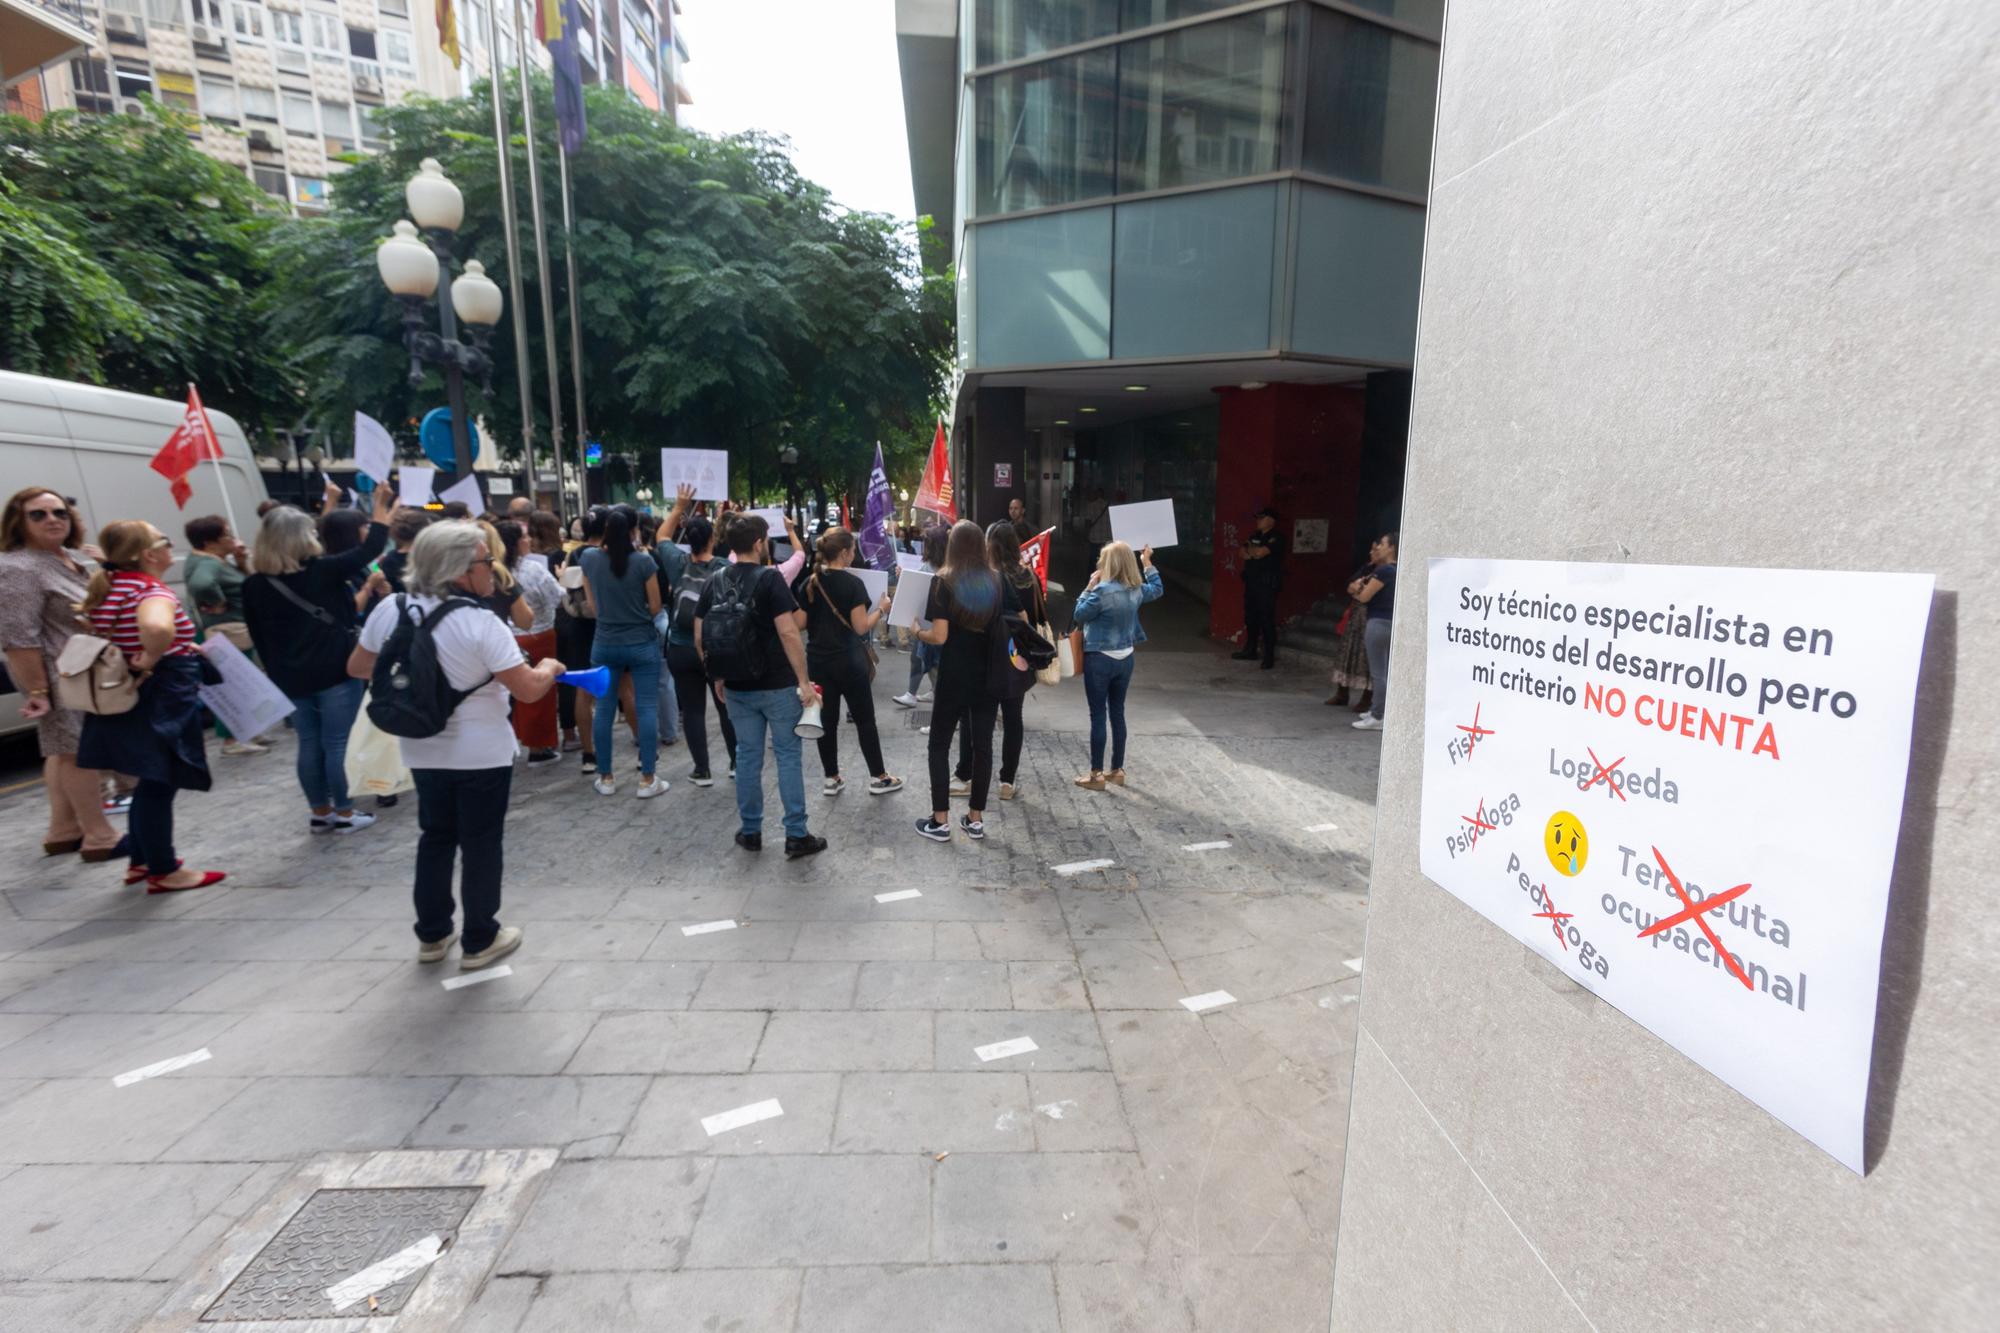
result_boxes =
[604,507,634,578]
[80,520,153,613]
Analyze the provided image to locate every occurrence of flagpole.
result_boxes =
[190,384,242,539]
[483,0,540,511]
[511,0,567,517]
[557,141,589,508]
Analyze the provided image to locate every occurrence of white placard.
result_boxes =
[745,507,787,536]
[895,552,927,573]
[1420,556,1932,1172]
[1109,499,1178,550]
[197,636,295,741]
[438,473,484,512]
[353,412,395,485]
[885,568,933,629]
[397,466,435,508]
[660,448,731,501]
[848,567,889,606]
[487,476,514,495]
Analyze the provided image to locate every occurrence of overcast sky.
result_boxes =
[676,0,918,222]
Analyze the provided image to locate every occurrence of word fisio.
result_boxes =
[1502,852,1609,978]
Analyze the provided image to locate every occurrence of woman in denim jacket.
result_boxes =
[1070,541,1163,791]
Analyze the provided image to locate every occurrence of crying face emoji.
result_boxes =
[1545,812,1588,877]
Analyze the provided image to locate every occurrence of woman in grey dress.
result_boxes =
[0,487,123,858]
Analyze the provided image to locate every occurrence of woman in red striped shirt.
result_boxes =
[75,521,224,893]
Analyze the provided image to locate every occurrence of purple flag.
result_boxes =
[859,442,895,571]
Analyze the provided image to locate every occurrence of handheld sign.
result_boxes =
[847,567,889,606]
[398,467,436,508]
[1110,500,1178,550]
[886,569,933,629]
[660,448,730,501]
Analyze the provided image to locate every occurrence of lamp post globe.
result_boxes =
[376,220,439,298]
[451,259,503,328]
[406,157,464,234]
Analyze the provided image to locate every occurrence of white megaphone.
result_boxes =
[794,684,825,739]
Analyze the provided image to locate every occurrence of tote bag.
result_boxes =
[343,693,415,797]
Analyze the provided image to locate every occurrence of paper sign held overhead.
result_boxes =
[398,467,436,509]
[847,567,890,607]
[437,474,484,512]
[660,448,730,501]
[353,412,396,485]
[1109,500,1178,550]
[1418,556,1932,1173]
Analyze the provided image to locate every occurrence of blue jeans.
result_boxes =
[1364,617,1392,720]
[291,677,365,811]
[1083,651,1135,771]
[656,655,681,744]
[591,637,661,777]
[725,686,808,839]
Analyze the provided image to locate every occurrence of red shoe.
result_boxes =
[126,859,180,886]
[147,870,225,894]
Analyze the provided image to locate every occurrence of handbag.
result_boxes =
[343,693,415,797]
[55,634,140,715]
[1063,627,1085,680]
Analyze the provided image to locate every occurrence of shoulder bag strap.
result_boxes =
[266,574,343,629]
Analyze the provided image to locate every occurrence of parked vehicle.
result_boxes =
[0,371,269,737]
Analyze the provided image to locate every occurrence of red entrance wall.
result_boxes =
[1209,382,1366,642]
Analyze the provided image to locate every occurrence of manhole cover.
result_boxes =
[200,1187,481,1322]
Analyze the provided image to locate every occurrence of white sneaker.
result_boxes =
[999,782,1017,801]
[417,932,456,964]
[1352,715,1383,731]
[636,776,670,799]
[823,776,845,796]
[892,692,919,709]
[593,776,618,796]
[221,739,267,756]
[333,811,376,835]
[868,775,904,795]
[309,815,336,835]
[919,725,931,736]
[916,690,935,703]
[459,925,523,971]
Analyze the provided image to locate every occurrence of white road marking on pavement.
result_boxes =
[681,919,738,936]
[441,965,512,990]
[326,1234,445,1312]
[701,1098,785,1136]
[1051,858,1116,876]
[112,1048,211,1087]
[1344,957,1364,973]
[1181,841,1231,852]
[1179,990,1238,1013]
[1304,822,1339,832]
[975,1036,1039,1062]
[874,889,923,903]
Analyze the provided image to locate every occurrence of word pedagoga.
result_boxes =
[1502,852,1609,979]
[1599,845,1806,1010]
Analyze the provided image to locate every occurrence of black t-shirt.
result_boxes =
[1243,527,1285,584]
[1369,563,1396,621]
[804,568,870,671]
[696,563,800,694]
[927,572,1000,693]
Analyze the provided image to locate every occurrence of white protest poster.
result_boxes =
[197,636,296,740]
[745,507,787,536]
[886,568,933,629]
[437,474,484,512]
[848,567,889,606]
[1419,556,1932,1172]
[398,467,435,508]
[660,448,730,501]
[1110,499,1178,550]
[895,552,927,573]
[353,412,396,485]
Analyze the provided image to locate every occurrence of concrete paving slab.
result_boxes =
[0,960,237,1015]
[1027,1072,1137,1153]
[691,960,859,1010]
[168,958,400,1013]
[521,959,707,1011]
[0,1075,254,1164]
[640,918,801,961]
[159,1075,457,1161]
[1010,960,1090,1009]
[620,1072,840,1156]
[797,1263,1060,1333]
[831,1071,1032,1154]
[499,1156,713,1272]
[0,1011,243,1080]
[1075,939,1190,1009]
[518,1270,803,1329]
[0,1279,172,1332]
[0,1161,270,1279]
[682,1155,929,1268]
[854,958,1012,1010]
[409,1074,649,1151]
[789,920,934,961]
[931,1152,1154,1263]
[935,1010,1110,1072]
[562,1010,767,1074]
[370,1011,597,1076]
[752,1010,934,1072]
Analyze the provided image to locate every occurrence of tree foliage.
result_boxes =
[0,103,298,432]
[275,76,955,501]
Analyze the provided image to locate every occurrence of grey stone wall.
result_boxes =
[1329,1,1998,1327]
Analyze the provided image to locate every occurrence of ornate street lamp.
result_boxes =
[375,158,500,480]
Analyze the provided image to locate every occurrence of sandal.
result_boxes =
[1107,769,1127,786]
[1074,771,1106,792]
[42,838,82,856]
[127,859,181,886]
[147,870,226,895]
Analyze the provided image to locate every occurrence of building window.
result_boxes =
[1338,0,1444,41]
[381,28,412,66]
[1301,8,1437,197]
[241,85,278,120]
[320,98,355,152]
[975,0,1118,68]
[199,74,239,120]
[232,2,264,40]
[975,47,1115,216]
[115,62,153,102]
[348,26,376,59]
[359,104,388,148]
[377,0,408,16]
[282,90,316,132]
[270,9,301,43]
[251,164,288,196]
[308,10,343,51]
[293,175,330,209]
[1116,8,1286,195]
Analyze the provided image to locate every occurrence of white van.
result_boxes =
[0,371,269,737]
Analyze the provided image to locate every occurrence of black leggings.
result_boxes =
[813,655,887,779]
[668,644,736,775]
[930,683,997,811]
[956,693,1024,784]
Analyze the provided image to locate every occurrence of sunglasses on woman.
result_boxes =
[27,507,69,522]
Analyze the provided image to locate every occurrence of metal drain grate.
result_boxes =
[200,1186,482,1322]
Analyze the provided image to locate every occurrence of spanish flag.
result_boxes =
[437,0,460,68]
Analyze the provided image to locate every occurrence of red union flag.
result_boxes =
[1021,526,1055,591]
[151,385,223,509]
[913,419,956,522]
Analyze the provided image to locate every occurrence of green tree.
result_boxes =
[272,76,953,496]
[0,102,301,435]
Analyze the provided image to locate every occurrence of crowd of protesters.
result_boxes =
[0,478,1177,974]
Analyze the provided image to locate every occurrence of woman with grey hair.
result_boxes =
[350,521,563,970]
[245,483,395,834]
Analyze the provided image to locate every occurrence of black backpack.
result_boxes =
[699,564,769,682]
[673,559,722,639]
[989,612,1056,700]
[367,596,487,739]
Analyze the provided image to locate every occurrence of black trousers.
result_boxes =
[412,765,511,955]
[668,643,736,776]
[930,683,997,811]
[956,693,1024,784]
[1243,582,1279,664]
[812,654,887,779]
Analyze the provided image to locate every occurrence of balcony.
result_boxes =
[0,0,96,82]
